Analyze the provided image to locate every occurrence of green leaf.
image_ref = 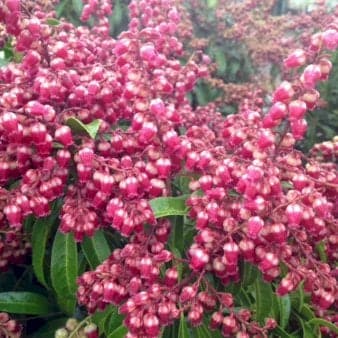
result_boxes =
[32,220,51,289]
[207,0,218,8]
[104,308,124,334]
[299,304,315,320]
[66,117,101,139]
[0,292,51,315]
[315,241,327,263]
[92,306,115,334]
[32,318,68,338]
[46,18,60,26]
[56,0,68,17]
[51,232,78,314]
[178,313,189,338]
[214,49,227,75]
[107,325,128,338]
[72,0,83,16]
[307,319,338,334]
[169,216,184,255]
[241,262,258,286]
[273,326,296,338]
[254,276,273,325]
[149,195,189,218]
[56,297,76,316]
[81,230,111,269]
[294,312,318,338]
[192,323,213,338]
[0,57,9,67]
[32,202,61,289]
[278,295,291,329]
[290,285,304,312]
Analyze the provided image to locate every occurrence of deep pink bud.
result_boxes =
[30,123,47,144]
[269,102,288,120]
[4,204,22,228]
[210,312,223,330]
[283,49,306,68]
[189,246,209,271]
[247,216,264,239]
[180,285,197,303]
[55,126,73,146]
[150,98,166,116]
[78,147,94,167]
[140,43,157,62]
[257,129,275,148]
[223,242,239,264]
[301,65,322,88]
[1,112,18,132]
[273,81,294,102]
[138,121,158,144]
[155,158,171,179]
[286,203,303,227]
[164,268,178,287]
[143,313,160,336]
[290,118,307,140]
[322,29,338,50]
[288,100,307,119]
[259,252,279,272]
[222,315,237,335]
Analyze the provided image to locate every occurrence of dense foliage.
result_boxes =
[0,0,337,337]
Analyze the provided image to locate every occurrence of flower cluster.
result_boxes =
[55,318,99,338]
[0,312,21,338]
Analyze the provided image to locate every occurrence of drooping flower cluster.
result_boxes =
[0,312,21,338]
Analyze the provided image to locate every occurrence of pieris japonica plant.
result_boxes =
[0,0,337,337]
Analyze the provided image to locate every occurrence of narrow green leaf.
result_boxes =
[241,262,258,286]
[92,306,115,334]
[278,295,291,329]
[107,325,128,338]
[104,308,124,334]
[32,206,59,289]
[214,49,227,75]
[72,0,83,16]
[273,326,296,338]
[178,313,189,338]
[290,285,304,312]
[171,216,184,254]
[149,196,189,218]
[271,293,280,319]
[0,292,51,315]
[56,0,68,17]
[315,241,327,263]
[192,323,213,338]
[207,0,218,8]
[294,312,318,338]
[299,304,315,320]
[51,232,78,313]
[254,277,273,325]
[237,288,252,307]
[81,230,111,269]
[66,117,101,139]
[46,18,60,26]
[56,297,76,317]
[112,0,122,28]
[307,319,338,333]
